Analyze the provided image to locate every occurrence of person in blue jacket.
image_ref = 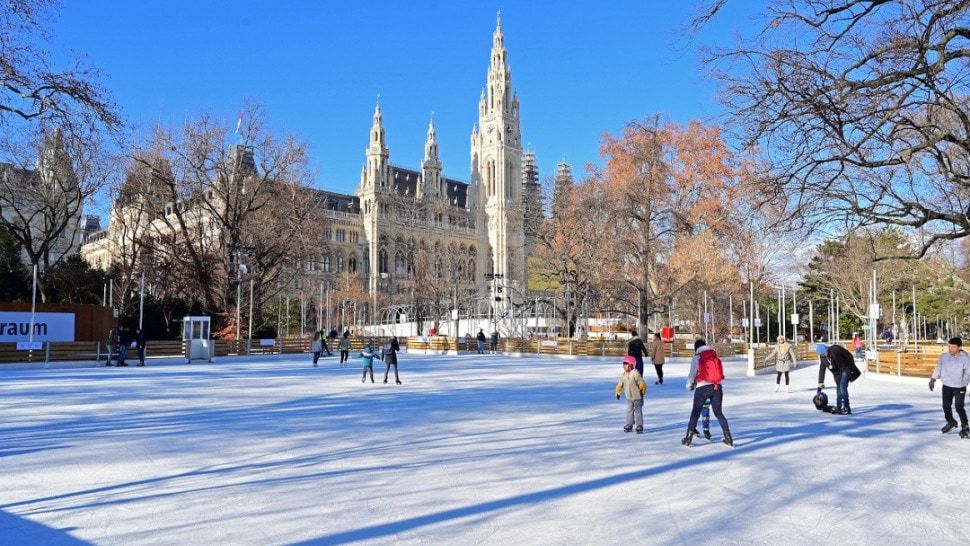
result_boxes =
[359,343,381,383]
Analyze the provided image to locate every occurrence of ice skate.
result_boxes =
[703,428,712,441]
[681,430,695,447]
[942,421,958,434]
[723,431,734,447]
[786,385,791,393]
[960,426,969,439]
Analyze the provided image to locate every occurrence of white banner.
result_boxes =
[0,312,75,342]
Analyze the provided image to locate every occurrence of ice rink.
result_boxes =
[0,352,967,545]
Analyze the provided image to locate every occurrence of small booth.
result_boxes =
[182,316,213,362]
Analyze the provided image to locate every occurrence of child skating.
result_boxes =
[359,343,381,383]
[615,355,647,433]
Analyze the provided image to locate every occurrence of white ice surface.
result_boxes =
[0,353,967,545]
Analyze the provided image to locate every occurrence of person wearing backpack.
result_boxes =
[683,338,733,447]
[627,330,647,377]
[816,343,861,415]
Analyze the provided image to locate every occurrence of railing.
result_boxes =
[868,346,944,378]
[0,336,409,365]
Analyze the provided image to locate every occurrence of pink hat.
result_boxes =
[622,355,636,367]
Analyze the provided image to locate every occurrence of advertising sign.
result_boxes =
[0,312,75,343]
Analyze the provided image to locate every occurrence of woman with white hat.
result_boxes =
[765,336,796,393]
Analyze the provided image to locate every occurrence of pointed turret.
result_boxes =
[420,116,442,201]
[364,99,390,190]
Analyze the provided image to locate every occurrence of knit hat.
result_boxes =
[815,343,828,355]
[694,339,706,351]
[622,355,636,367]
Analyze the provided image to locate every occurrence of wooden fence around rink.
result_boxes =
[868,345,946,379]
[405,336,746,360]
[0,336,408,365]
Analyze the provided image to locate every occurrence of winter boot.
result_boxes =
[723,431,734,447]
[775,384,781,393]
[396,380,402,385]
[623,425,633,433]
[960,426,969,439]
[635,427,643,434]
[681,430,695,447]
[942,421,959,434]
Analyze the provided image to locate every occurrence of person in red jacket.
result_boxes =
[682,338,732,447]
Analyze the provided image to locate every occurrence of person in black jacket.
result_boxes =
[817,343,861,415]
[476,330,486,354]
[117,326,131,367]
[134,328,147,366]
[382,336,402,384]
[627,330,647,376]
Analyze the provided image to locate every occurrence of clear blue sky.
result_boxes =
[49,1,759,198]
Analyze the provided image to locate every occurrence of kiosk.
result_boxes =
[182,316,213,362]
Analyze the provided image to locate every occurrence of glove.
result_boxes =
[816,387,822,394]
[929,378,935,392]
[686,382,695,391]
[616,393,620,400]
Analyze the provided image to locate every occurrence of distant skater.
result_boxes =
[382,336,402,384]
[817,343,861,415]
[339,331,350,366]
[135,328,147,366]
[765,336,796,393]
[650,333,665,385]
[627,330,647,377]
[359,343,381,383]
[311,337,322,367]
[615,355,646,433]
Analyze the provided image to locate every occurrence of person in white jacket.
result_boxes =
[929,337,970,438]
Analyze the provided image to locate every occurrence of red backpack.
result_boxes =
[696,349,725,388]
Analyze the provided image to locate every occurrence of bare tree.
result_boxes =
[705,0,970,257]
[125,104,328,326]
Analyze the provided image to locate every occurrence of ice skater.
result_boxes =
[765,336,796,393]
[310,337,323,367]
[382,335,402,384]
[650,333,665,385]
[338,331,350,366]
[359,343,381,383]
[816,343,861,415]
[615,355,646,433]
[627,330,647,377]
[928,337,970,438]
[134,328,147,366]
[682,339,732,447]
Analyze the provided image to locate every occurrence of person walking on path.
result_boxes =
[650,333,666,385]
[682,339,733,447]
[476,330,486,354]
[358,343,381,383]
[817,343,861,415]
[615,355,647,433]
[765,336,797,393]
[929,337,970,438]
[382,336,402,384]
[338,331,351,366]
[134,329,147,367]
[490,331,499,354]
[627,330,647,377]
[310,337,323,367]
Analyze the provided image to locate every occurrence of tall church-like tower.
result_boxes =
[471,12,525,309]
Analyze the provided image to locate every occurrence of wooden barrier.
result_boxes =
[868,349,940,378]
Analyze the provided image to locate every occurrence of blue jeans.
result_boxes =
[118,345,128,365]
[837,372,851,411]
[477,340,484,354]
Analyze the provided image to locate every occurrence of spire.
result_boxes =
[424,114,439,162]
[369,98,386,151]
[494,11,503,46]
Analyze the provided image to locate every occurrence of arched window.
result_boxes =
[395,252,406,275]
[349,255,358,274]
[468,259,476,282]
[336,256,344,273]
[322,255,332,273]
[379,249,388,274]
[363,254,370,275]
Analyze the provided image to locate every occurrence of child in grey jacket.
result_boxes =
[929,337,970,437]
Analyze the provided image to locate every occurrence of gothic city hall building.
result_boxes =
[81,15,546,324]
